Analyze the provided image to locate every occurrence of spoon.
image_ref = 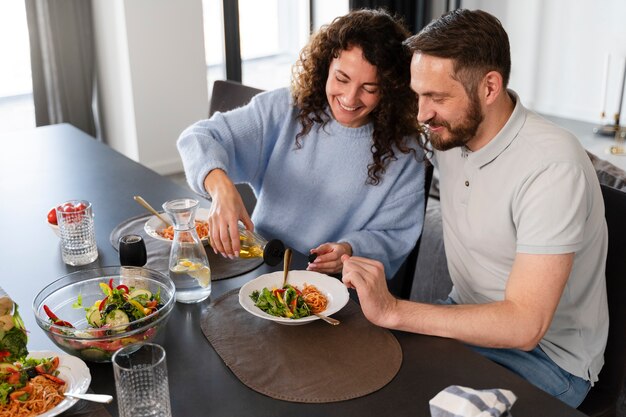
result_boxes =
[133,195,171,227]
[64,392,114,404]
[313,312,340,326]
[282,248,292,287]
[282,249,340,325]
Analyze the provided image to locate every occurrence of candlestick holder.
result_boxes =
[608,127,626,156]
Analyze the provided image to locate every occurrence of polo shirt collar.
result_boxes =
[465,90,527,169]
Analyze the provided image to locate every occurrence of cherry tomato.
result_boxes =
[61,203,75,213]
[74,202,87,212]
[47,208,58,225]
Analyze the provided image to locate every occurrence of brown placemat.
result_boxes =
[201,289,403,403]
[110,214,263,280]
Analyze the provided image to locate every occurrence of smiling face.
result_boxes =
[325,46,381,128]
[409,53,484,151]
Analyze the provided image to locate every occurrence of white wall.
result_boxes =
[92,0,626,174]
[462,0,626,124]
[92,0,209,175]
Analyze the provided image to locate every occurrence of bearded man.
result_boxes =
[341,9,608,408]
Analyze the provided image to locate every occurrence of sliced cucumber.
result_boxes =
[128,289,152,300]
[80,347,109,361]
[0,362,19,373]
[86,307,102,327]
[105,309,130,327]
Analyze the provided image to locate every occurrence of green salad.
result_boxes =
[250,285,311,319]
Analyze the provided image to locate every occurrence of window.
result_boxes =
[203,0,226,96]
[239,0,309,90]
[202,0,348,93]
[0,1,35,134]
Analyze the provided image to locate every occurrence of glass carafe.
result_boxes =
[237,224,285,266]
[163,199,211,304]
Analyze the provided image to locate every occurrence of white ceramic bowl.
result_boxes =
[144,207,210,243]
[48,221,61,237]
[239,270,349,325]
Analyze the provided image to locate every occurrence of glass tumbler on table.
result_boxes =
[56,200,98,266]
[112,343,172,417]
[163,198,212,303]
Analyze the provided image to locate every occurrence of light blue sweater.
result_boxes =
[177,88,425,276]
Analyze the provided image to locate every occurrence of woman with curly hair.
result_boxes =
[178,9,426,276]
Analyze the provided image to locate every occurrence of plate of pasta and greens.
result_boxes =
[0,297,90,417]
[238,270,349,325]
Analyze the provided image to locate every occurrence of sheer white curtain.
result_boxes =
[25,0,98,138]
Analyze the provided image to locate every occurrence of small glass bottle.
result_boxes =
[237,224,284,266]
[163,199,211,304]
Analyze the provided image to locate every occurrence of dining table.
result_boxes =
[0,123,587,417]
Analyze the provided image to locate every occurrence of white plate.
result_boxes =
[27,350,92,417]
[239,270,349,325]
[144,207,210,243]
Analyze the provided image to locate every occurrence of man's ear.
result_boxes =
[482,71,504,105]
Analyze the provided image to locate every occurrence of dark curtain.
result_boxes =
[24,0,98,138]
[349,0,432,34]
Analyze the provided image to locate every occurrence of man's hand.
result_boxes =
[341,252,573,351]
[340,255,398,327]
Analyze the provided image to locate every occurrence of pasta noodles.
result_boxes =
[301,284,328,313]
[0,375,65,417]
[159,220,209,240]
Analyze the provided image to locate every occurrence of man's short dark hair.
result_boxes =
[404,9,511,93]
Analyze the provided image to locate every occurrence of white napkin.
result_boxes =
[430,385,517,417]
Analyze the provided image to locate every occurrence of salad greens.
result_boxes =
[0,355,62,405]
[44,278,163,331]
[0,304,28,363]
[250,284,311,319]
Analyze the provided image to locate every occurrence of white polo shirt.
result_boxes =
[435,91,608,382]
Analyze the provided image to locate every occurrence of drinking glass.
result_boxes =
[56,200,98,266]
[118,234,147,267]
[112,343,172,417]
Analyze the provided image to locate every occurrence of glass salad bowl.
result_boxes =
[33,266,176,362]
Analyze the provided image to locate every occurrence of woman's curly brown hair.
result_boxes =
[291,9,424,185]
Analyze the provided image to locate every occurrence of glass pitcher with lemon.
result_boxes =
[163,198,211,303]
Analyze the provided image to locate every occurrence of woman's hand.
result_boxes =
[203,169,253,258]
[306,242,352,274]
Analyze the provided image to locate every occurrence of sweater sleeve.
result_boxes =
[176,88,292,197]
[339,155,426,277]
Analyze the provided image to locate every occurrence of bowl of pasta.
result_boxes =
[0,351,91,417]
[32,266,176,363]
[239,270,349,325]
[144,207,210,244]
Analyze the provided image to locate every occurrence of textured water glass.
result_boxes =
[56,200,98,266]
[113,343,172,417]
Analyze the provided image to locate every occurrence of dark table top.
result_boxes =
[0,124,586,416]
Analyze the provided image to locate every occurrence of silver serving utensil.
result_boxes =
[133,195,171,227]
[64,392,114,404]
[314,312,340,325]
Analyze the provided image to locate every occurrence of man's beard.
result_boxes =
[426,93,484,151]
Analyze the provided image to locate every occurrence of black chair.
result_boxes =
[387,162,434,299]
[208,80,265,214]
[209,79,264,117]
[578,184,626,417]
